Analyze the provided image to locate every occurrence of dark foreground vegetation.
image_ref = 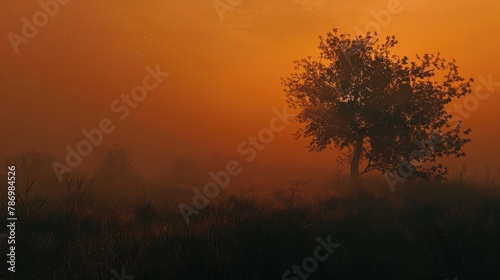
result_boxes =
[1,171,500,280]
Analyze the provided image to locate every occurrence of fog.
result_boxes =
[1,0,500,184]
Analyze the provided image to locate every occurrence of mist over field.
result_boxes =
[1,0,500,182]
[1,0,500,279]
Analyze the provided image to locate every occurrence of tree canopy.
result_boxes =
[282,29,473,185]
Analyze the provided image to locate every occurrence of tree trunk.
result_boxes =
[350,135,364,186]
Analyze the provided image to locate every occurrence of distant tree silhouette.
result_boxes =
[97,147,140,186]
[3,150,56,182]
[282,29,473,185]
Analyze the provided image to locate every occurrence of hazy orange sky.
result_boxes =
[1,0,499,180]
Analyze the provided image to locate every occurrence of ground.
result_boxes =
[2,175,500,279]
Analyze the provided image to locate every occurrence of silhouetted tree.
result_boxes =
[283,29,472,185]
[97,147,140,186]
[3,150,56,182]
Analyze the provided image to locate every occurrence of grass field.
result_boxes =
[1,170,500,280]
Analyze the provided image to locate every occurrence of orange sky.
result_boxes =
[1,0,499,180]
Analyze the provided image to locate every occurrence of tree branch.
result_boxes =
[359,159,377,175]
